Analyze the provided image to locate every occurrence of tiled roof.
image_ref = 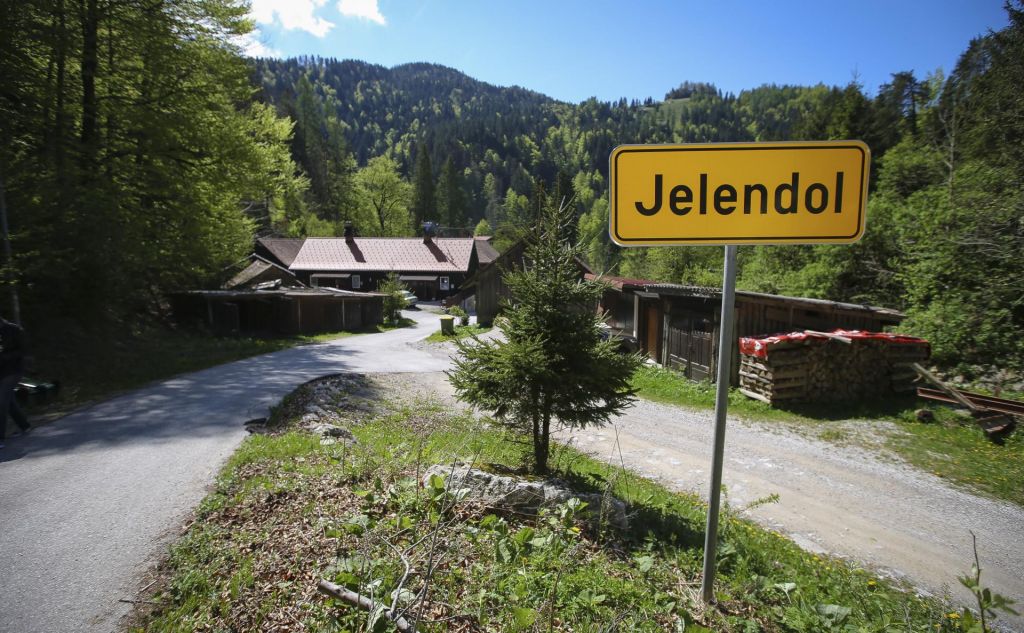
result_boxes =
[290,237,475,273]
[256,238,304,267]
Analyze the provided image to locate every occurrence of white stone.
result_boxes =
[422,464,629,529]
[308,423,356,442]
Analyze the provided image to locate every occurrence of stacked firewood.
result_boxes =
[738,330,930,404]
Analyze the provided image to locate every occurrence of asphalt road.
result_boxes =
[0,310,449,633]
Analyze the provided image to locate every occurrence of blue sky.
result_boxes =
[244,1,1010,103]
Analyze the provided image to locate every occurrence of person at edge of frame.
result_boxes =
[0,316,31,448]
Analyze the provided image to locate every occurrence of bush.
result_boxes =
[378,273,408,324]
[447,306,469,326]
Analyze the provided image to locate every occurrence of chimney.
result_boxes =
[344,221,355,243]
[422,221,436,243]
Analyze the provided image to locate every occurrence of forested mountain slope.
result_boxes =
[253,5,1024,375]
[1,0,1019,377]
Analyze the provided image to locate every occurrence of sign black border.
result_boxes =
[610,143,868,244]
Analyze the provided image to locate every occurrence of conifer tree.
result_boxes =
[410,143,435,228]
[448,200,641,474]
[436,156,467,230]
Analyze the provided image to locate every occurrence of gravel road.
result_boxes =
[3,321,1021,633]
[558,398,1024,631]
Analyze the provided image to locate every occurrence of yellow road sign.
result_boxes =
[609,141,870,245]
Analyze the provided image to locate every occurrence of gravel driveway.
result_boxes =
[393,369,1024,631]
[558,398,1024,631]
[4,321,1020,632]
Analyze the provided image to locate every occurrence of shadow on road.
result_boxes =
[0,328,445,463]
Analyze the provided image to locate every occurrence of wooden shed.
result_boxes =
[446,241,593,326]
[592,275,905,385]
[170,288,384,337]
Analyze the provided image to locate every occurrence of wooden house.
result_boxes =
[223,255,302,291]
[264,226,496,302]
[591,274,905,384]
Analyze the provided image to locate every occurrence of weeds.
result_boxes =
[135,375,971,633]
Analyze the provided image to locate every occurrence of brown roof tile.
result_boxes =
[290,237,475,273]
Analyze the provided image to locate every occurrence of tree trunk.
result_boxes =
[536,392,552,475]
[531,385,542,474]
[79,0,99,167]
[52,0,69,195]
[539,411,551,475]
[104,3,116,179]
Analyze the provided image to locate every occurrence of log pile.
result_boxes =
[738,330,930,404]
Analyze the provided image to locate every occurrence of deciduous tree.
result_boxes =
[355,155,412,236]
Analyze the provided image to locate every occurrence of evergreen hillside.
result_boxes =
[1,0,1020,377]
[252,7,1024,376]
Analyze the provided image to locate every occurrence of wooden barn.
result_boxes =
[591,275,905,384]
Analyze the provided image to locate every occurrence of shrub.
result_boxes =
[447,306,469,326]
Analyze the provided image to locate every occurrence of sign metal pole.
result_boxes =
[700,244,738,603]
[607,140,870,603]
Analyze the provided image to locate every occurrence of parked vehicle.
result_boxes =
[400,290,418,308]
[599,324,639,354]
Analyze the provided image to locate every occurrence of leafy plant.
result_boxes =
[378,272,409,324]
[953,532,1019,632]
[446,305,469,326]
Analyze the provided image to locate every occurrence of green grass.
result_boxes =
[132,377,985,633]
[29,326,370,410]
[631,364,1024,506]
[377,316,416,332]
[631,365,793,422]
[887,408,1024,505]
[425,323,492,343]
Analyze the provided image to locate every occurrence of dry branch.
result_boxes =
[317,579,416,633]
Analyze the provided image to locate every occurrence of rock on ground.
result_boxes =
[422,463,629,530]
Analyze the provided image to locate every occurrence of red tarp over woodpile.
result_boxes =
[740,329,929,359]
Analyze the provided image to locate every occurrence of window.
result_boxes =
[439,276,450,291]
[352,275,361,289]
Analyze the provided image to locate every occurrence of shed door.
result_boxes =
[644,304,660,361]
[666,312,714,381]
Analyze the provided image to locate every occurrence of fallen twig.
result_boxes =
[317,579,416,633]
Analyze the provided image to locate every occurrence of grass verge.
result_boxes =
[425,324,492,343]
[130,375,986,633]
[379,317,417,332]
[631,365,1024,506]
